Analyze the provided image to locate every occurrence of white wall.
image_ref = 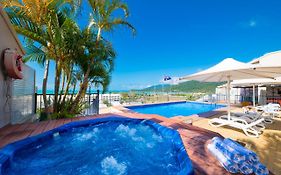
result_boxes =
[100,94,121,102]
[11,65,35,124]
[0,7,29,127]
[215,85,242,104]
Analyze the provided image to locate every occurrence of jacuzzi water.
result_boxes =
[1,118,193,175]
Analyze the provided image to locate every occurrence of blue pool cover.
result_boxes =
[0,116,194,175]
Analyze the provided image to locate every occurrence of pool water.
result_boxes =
[2,118,193,175]
[127,102,224,118]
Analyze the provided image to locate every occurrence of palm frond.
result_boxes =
[108,0,129,17]
[106,18,136,35]
[23,44,48,67]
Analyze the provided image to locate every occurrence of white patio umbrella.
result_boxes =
[231,77,281,106]
[179,58,281,120]
[232,51,281,106]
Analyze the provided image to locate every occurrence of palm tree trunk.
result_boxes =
[53,60,61,113]
[62,66,73,105]
[70,28,102,113]
[70,63,91,113]
[70,81,77,104]
[42,59,50,109]
[58,71,66,104]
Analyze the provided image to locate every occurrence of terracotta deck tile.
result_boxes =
[53,119,65,128]
[0,124,21,137]
[29,121,50,136]
[62,118,72,124]
[0,123,32,148]
[148,118,163,123]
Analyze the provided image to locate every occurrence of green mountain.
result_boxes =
[140,81,223,94]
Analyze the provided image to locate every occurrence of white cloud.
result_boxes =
[249,20,257,27]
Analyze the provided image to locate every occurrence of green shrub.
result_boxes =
[39,112,48,121]
[103,100,112,107]
[186,94,196,101]
[49,112,75,120]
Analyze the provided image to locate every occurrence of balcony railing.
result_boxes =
[201,94,281,105]
[35,90,100,115]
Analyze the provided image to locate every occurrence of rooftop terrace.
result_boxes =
[0,113,231,175]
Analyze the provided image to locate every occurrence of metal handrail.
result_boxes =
[35,90,100,115]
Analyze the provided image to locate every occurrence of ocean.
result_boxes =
[36,89,129,94]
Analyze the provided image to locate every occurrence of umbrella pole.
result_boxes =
[253,85,256,107]
[227,76,231,120]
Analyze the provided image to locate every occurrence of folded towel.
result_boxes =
[223,138,259,163]
[207,143,239,173]
[238,161,253,175]
[252,162,269,175]
[212,137,246,163]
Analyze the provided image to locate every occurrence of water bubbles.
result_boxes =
[36,145,42,149]
[7,121,184,175]
[93,127,99,133]
[115,124,136,137]
[138,125,150,132]
[146,143,155,148]
[152,133,163,143]
[101,156,127,175]
[131,136,144,142]
[73,127,100,142]
[115,124,144,142]
[53,132,60,137]
[81,133,94,140]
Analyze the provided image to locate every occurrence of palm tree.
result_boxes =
[71,0,136,109]
[2,0,81,112]
[23,40,51,109]
[3,0,136,116]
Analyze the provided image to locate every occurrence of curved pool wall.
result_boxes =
[126,101,226,118]
[0,116,194,175]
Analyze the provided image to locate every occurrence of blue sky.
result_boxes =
[26,0,281,91]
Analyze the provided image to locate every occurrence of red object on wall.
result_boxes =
[4,49,23,79]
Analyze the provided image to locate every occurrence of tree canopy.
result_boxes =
[2,0,135,117]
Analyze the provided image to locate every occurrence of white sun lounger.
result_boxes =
[267,103,281,111]
[220,115,266,130]
[209,117,264,138]
[243,105,279,120]
[256,106,280,119]
[232,112,273,124]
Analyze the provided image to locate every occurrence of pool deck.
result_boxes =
[0,112,236,175]
[187,108,280,175]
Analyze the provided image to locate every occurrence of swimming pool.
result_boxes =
[127,101,225,118]
[0,117,193,175]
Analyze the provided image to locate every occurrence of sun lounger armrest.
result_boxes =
[231,118,248,125]
[247,118,264,128]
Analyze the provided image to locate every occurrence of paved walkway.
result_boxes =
[0,113,238,175]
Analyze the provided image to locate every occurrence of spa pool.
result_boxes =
[0,117,193,175]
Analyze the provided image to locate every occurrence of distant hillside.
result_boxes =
[140,81,223,94]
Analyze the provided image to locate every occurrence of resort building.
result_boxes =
[1,1,281,175]
[0,7,35,128]
[99,93,121,102]
[215,51,281,105]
